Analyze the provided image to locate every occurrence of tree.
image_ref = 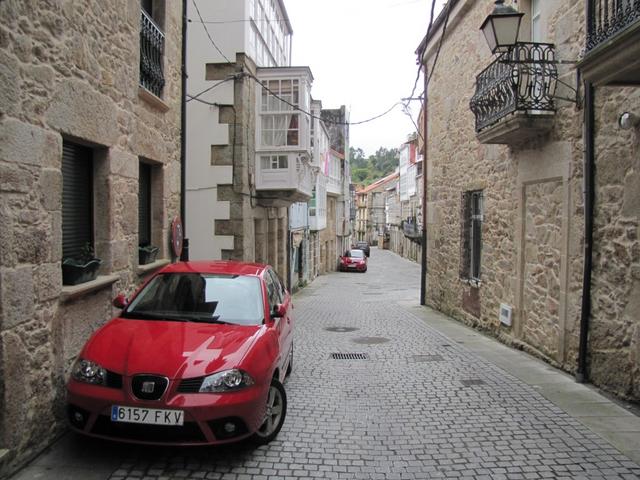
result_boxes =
[349,146,399,187]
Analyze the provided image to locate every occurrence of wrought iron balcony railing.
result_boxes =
[140,9,165,98]
[402,219,422,244]
[586,0,640,52]
[469,43,557,132]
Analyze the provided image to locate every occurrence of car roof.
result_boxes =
[160,260,269,277]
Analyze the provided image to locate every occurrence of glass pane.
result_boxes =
[126,273,264,326]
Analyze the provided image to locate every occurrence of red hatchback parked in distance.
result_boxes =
[339,249,368,273]
[66,261,294,446]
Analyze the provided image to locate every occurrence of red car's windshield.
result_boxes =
[123,273,264,326]
[344,250,365,258]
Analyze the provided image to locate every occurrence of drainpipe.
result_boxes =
[576,0,596,383]
[420,61,428,306]
[577,80,595,383]
[180,0,189,261]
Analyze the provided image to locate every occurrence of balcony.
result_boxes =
[469,43,557,145]
[139,9,165,98]
[579,0,640,85]
[402,218,422,244]
[254,154,314,207]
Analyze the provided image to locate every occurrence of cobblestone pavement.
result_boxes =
[14,249,640,480]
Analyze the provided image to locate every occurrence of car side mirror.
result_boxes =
[271,304,287,319]
[113,294,129,309]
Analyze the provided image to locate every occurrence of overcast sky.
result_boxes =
[284,0,445,157]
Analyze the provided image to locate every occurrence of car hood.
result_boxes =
[82,318,263,379]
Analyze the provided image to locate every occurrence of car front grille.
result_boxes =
[91,415,206,443]
[105,371,123,389]
[131,374,169,400]
[177,377,204,393]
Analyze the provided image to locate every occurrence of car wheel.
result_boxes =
[252,378,287,445]
[285,343,293,377]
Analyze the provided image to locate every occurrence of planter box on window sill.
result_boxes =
[139,245,160,265]
[62,258,102,286]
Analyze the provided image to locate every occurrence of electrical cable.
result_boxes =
[191,0,234,64]
[191,4,411,129]
[187,75,237,103]
[426,0,452,89]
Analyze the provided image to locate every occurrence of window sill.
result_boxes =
[61,275,119,303]
[137,259,171,276]
[138,86,170,112]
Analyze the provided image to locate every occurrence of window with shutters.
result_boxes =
[139,162,152,247]
[460,190,483,283]
[62,142,93,260]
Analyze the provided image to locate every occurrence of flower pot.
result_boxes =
[62,258,102,286]
[138,245,159,265]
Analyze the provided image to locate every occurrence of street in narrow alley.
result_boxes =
[12,249,640,480]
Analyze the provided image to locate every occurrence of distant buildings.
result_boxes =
[186,0,352,286]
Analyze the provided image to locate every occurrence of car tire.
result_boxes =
[251,378,287,445]
[285,343,293,377]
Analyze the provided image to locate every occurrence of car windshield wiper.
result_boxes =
[121,311,186,321]
[122,311,229,324]
[179,314,229,324]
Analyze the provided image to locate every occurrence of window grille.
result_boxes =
[139,7,165,97]
[459,190,483,281]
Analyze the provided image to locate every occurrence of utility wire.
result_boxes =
[191,2,406,128]
[426,0,452,89]
[191,0,234,64]
[186,75,237,103]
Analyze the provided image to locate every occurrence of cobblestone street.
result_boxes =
[12,249,640,480]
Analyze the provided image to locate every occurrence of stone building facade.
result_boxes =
[418,0,640,400]
[0,0,183,475]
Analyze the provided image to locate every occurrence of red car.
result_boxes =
[66,261,294,446]
[339,249,368,272]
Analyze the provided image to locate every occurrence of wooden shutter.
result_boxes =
[139,162,151,246]
[62,142,93,259]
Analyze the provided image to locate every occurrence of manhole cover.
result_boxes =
[351,336,390,345]
[330,353,369,360]
[325,326,359,333]
[461,379,486,387]
[412,354,444,362]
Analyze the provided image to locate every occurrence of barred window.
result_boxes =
[460,191,483,281]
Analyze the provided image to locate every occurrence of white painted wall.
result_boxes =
[186,1,294,260]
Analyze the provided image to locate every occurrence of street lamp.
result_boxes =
[480,0,524,54]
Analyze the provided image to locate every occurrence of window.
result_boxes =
[531,0,541,42]
[139,162,152,247]
[62,142,93,260]
[140,0,165,97]
[259,79,300,147]
[460,191,483,282]
[260,155,288,170]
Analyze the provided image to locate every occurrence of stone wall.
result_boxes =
[422,0,640,401]
[590,86,640,399]
[0,1,183,475]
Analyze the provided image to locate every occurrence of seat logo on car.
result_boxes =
[141,381,155,393]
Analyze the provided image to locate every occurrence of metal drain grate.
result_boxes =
[325,326,359,333]
[412,354,444,362]
[330,353,369,360]
[461,379,486,387]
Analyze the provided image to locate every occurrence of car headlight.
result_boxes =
[71,358,106,385]
[199,369,255,393]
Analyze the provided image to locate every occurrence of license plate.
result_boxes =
[348,264,357,268]
[111,405,184,426]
